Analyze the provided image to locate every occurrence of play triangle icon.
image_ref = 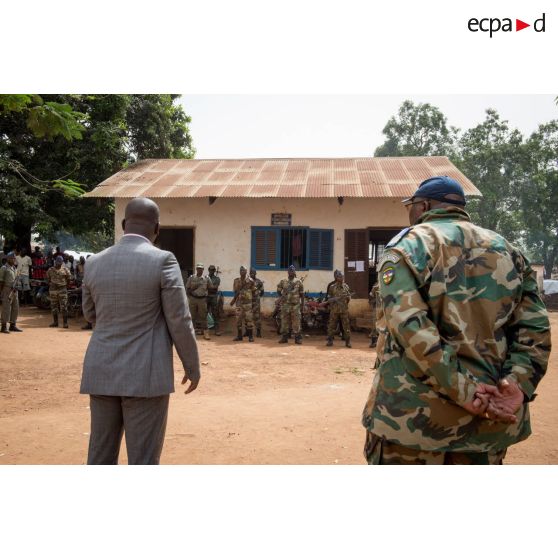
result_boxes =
[516,19,530,31]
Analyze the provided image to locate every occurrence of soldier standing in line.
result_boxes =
[186,263,211,340]
[230,265,256,342]
[277,265,304,345]
[207,265,222,336]
[0,252,23,334]
[362,176,551,465]
[46,255,71,328]
[325,270,352,348]
[249,267,264,338]
[368,283,379,348]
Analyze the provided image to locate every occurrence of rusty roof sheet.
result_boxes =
[84,157,481,199]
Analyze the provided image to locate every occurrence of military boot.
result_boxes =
[326,336,333,347]
[256,327,262,338]
[247,329,254,342]
[203,329,211,340]
[278,334,289,343]
[9,323,23,332]
[345,337,352,348]
[294,334,303,345]
[233,328,243,341]
[62,311,69,329]
[1,323,9,334]
[214,327,221,337]
[49,312,59,328]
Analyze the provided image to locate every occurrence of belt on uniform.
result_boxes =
[189,294,207,299]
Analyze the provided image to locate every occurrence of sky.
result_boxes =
[181,95,557,159]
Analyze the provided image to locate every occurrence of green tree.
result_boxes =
[455,109,525,242]
[0,94,194,253]
[126,94,195,160]
[374,100,458,157]
[517,120,558,277]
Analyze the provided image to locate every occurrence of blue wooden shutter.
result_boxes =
[308,229,333,270]
[252,227,278,269]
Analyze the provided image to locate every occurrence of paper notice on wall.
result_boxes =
[356,261,365,272]
[348,261,356,268]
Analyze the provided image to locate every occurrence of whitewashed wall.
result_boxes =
[115,197,408,314]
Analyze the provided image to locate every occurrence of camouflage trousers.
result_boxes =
[251,297,261,329]
[188,297,208,330]
[49,289,68,315]
[236,301,254,330]
[280,302,301,335]
[327,307,350,339]
[207,295,220,331]
[1,286,19,324]
[364,432,507,465]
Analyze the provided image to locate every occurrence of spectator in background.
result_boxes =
[54,246,63,259]
[76,256,86,286]
[45,248,55,270]
[31,247,47,281]
[15,248,33,305]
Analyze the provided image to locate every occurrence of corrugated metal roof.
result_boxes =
[84,157,482,199]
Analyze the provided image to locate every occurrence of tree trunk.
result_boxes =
[13,221,32,256]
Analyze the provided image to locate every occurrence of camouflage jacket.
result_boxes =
[327,282,351,311]
[252,277,264,300]
[277,277,304,305]
[233,276,256,305]
[47,266,71,290]
[362,207,551,452]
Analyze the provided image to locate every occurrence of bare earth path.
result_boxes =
[0,308,556,464]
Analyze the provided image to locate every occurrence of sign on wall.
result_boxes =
[271,213,292,226]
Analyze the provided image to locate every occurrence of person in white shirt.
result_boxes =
[15,249,33,305]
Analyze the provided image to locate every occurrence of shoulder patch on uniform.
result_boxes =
[378,252,401,270]
[381,266,395,285]
[386,227,411,248]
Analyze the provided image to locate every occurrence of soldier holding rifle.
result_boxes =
[0,252,23,333]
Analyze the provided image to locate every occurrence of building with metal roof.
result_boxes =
[86,156,480,313]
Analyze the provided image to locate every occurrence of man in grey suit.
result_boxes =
[80,198,200,465]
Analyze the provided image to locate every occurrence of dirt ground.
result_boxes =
[0,307,556,465]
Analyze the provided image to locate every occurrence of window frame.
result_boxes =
[251,226,334,271]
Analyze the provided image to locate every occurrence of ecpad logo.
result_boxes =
[468,13,546,37]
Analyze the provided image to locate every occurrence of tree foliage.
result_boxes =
[374,99,558,277]
[374,100,458,157]
[0,94,194,253]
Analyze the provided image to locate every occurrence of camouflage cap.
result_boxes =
[240,265,247,272]
[195,263,204,269]
[208,264,216,271]
[334,269,343,278]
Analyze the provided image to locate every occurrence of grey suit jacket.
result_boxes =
[80,235,200,397]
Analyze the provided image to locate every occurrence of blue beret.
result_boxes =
[288,265,296,272]
[7,251,15,257]
[55,256,64,263]
[404,176,466,206]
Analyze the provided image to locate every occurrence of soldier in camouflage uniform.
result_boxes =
[207,265,221,336]
[362,176,551,465]
[0,252,23,333]
[325,270,352,348]
[249,267,264,338]
[46,255,71,328]
[186,263,211,340]
[368,284,379,348]
[277,265,304,345]
[230,265,256,342]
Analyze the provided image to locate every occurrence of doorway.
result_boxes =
[344,228,402,298]
[157,228,194,283]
